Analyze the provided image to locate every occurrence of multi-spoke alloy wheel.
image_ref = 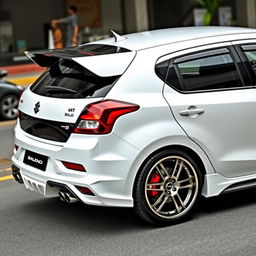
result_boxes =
[134,149,202,225]
[0,94,19,120]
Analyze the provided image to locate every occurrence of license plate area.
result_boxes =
[23,150,48,171]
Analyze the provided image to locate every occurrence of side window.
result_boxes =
[244,50,256,63]
[155,59,169,81]
[175,52,243,92]
[241,45,256,74]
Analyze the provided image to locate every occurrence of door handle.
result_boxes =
[179,108,205,117]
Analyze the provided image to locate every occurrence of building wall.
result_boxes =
[0,0,123,51]
[0,0,65,50]
[148,0,191,29]
[0,0,254,53]
[90,0,123,35]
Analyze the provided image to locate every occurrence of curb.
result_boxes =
[0,63,45,75]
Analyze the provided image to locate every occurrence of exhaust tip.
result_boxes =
[12,164,23,184]
[59,191,78,203]
[64,192,78,203]
[58,191,67,202]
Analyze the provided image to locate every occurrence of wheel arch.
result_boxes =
[0,91,19,101]
[132,144,206,198]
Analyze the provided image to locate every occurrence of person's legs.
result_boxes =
[66,38,72,47]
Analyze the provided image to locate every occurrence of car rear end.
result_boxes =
[11,44,143,207]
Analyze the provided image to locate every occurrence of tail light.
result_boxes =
[62,161,86,172]
[76,186,95,196]
[74,100,139,134]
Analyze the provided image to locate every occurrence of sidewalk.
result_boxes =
[1,63,46,87]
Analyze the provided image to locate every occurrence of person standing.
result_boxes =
[52,5,79,47]
[51,21,63,48]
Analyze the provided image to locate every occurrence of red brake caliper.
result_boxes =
[150,173,161,197]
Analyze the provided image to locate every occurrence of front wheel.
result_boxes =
[134,149,203,226]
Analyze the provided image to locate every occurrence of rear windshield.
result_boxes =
[30,59,119,99]
[69,44,130,56]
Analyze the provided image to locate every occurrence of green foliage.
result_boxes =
[194,0,223,25]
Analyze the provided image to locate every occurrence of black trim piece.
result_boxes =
[155,59,170,82]
[28,44,131,67]
[228,45,250,86]
[233,44,255,86]
[19,112,75,143]
[173,59,184,91]
[47,181,81,201]
[174,48,229,64]
[222,179,256,194]
[241,44,256,51]
[23,150,48,171]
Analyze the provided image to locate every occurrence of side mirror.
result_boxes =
[0,70,8,78]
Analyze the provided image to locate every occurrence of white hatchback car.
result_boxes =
[12,26,256,225]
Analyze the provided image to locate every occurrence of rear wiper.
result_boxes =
[45,86,77,94]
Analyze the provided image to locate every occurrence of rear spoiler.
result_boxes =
[25,48,136,77]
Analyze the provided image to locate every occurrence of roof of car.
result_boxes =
[93,26,256,51]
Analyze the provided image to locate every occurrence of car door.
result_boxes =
[161,43,256,178]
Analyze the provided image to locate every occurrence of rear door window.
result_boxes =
[157,48,244,92]
[176,52,243,91]
[30,59,119,99]
[241,45,256,75]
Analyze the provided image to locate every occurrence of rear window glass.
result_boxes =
[77,44,130,55]
[30,59,119,99]
[32,44,131,59]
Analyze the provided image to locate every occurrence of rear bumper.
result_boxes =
[12,124,141,207]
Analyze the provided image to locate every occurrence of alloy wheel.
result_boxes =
[144,155,199,219]
[1,95,18,119]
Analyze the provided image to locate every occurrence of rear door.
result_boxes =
[161,43,256,178]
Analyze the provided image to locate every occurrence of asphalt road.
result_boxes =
[1,122,256,256]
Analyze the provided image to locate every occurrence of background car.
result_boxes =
[0,70,23,120]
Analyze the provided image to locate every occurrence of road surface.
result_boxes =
[0,121,256,256]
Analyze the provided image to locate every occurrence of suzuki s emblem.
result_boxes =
[34,102,40,114]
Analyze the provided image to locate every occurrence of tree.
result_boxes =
[194,0,223,25]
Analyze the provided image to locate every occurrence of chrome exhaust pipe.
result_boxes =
[59,191,78,203]
[58,191,67,202]
[64,192,78,203]
[12,164,23,184]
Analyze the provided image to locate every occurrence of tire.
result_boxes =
[0,94,19,120]
[134,149,203,226]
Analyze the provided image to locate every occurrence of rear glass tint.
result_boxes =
[77,44,130,55]
[31,44,131,59]
[30,59,119,99]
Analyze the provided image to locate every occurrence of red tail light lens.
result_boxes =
[74,100,139,134]
[76,186,95,196]
[62,161,86,172]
